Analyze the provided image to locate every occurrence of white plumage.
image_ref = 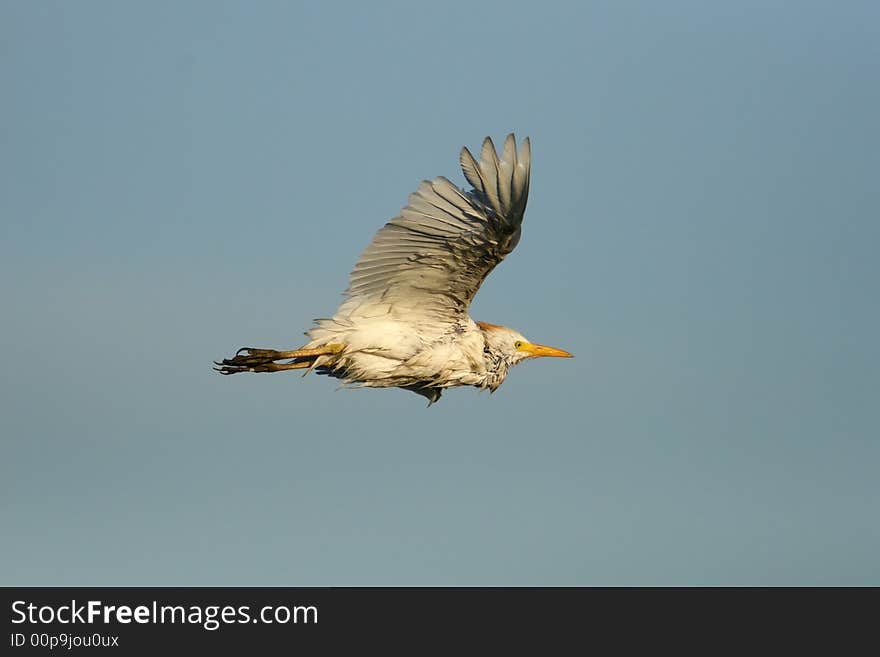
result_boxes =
[216,134,572,404]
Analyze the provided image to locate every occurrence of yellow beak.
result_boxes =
[518,342,574,358]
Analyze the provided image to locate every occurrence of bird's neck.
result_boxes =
[481,336,511,392]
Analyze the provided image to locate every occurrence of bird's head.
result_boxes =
[477,321,573,367]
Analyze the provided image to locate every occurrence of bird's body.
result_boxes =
[303,316,524,403]
[216,134,572,404]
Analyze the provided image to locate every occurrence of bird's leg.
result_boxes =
[213,344,344,375]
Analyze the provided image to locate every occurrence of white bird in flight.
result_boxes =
[215,134,572,404]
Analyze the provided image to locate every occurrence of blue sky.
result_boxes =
[2,1,878,584]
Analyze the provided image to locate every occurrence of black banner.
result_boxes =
[1,587,870,652]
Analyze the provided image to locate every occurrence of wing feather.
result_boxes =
[342,134,532,325]
[479,137,503,213]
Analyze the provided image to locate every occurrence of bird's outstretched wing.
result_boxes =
[343,134,531,323]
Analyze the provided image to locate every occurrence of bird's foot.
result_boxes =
[213,345,344,375]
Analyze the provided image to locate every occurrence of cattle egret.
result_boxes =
[215,134,572,404]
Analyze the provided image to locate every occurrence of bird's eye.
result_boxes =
[514,341,523,349]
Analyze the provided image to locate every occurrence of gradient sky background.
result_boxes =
[2,1,878,585]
